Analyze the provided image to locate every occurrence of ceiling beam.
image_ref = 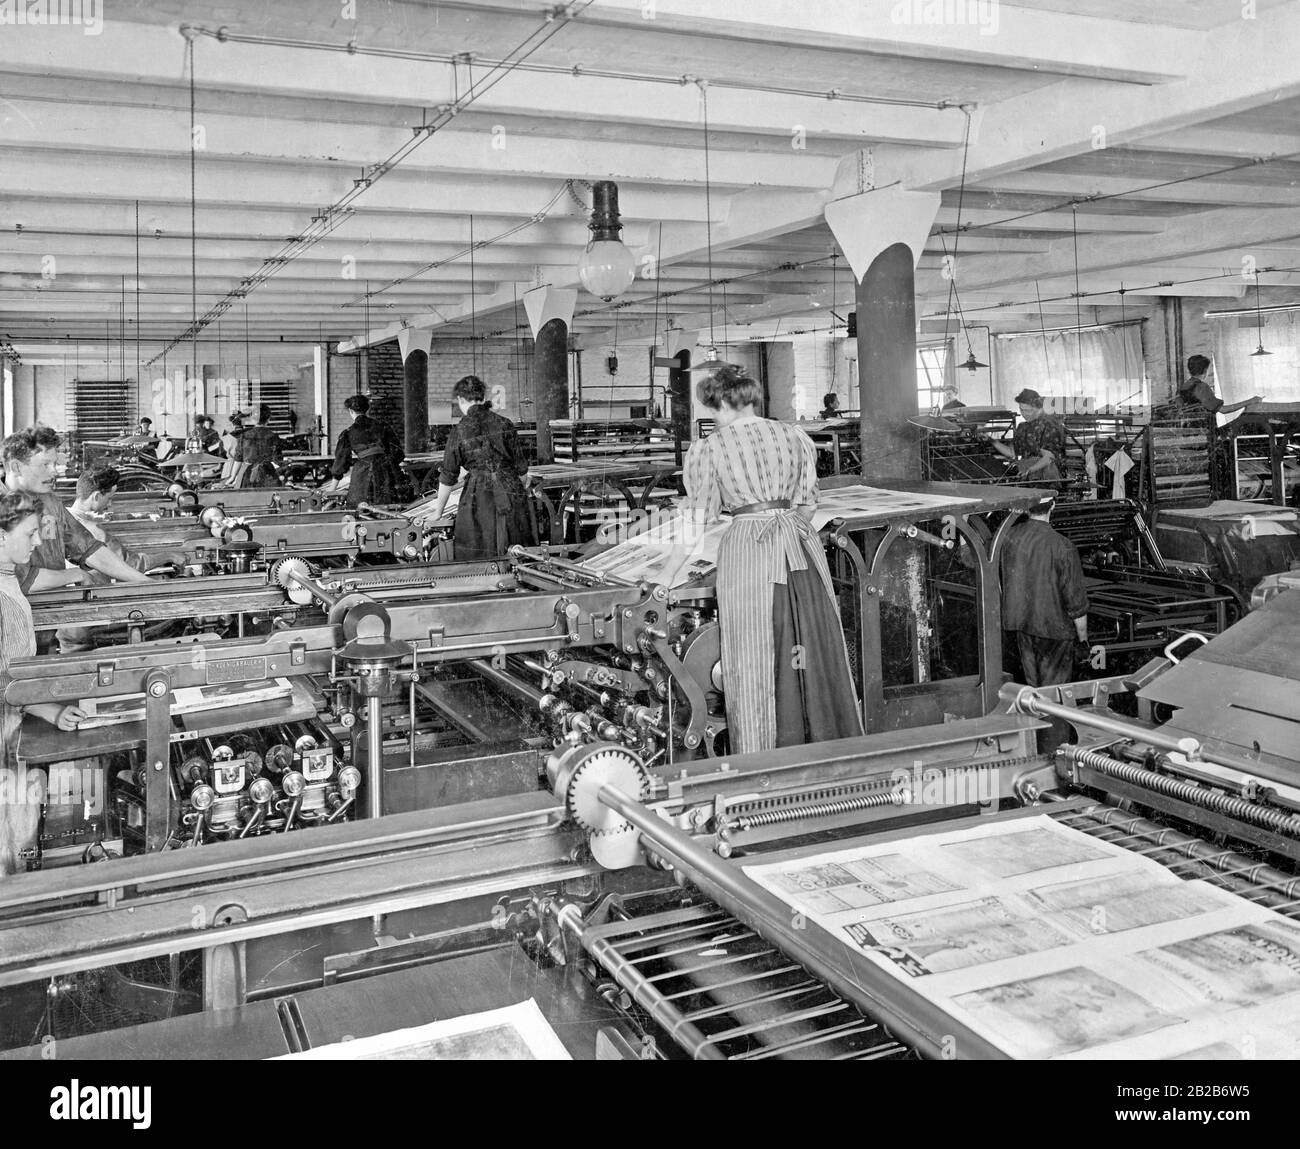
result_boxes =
[0,21,968,146]
[879,1,1300,192]
[0,98,840,190]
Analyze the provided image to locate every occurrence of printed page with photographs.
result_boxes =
[272,999,571,1061]
[744,815,1300,1059]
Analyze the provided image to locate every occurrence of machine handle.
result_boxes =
[1162,631,1209,666]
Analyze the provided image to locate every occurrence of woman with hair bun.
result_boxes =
[331,392,405,506]
[431,375,536,559]
[683,363,862,754]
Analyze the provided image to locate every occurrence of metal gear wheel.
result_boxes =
[557,743,650,836]
[270,557,318,604]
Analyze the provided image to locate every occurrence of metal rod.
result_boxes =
[466,658,546,707]
[1006,685,1206,760]
[409,649,418,772]
[583,933,726,1060]
[366,694,384,821]
[595,784,1008,1060]
[284,568,343,609]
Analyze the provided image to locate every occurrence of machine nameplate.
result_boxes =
[207,657,269,684]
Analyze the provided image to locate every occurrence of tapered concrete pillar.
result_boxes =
[401,351,429,453]
[524,287,577,465]
[533,320,568,464]
[857,245,919,477]
[398,326,432,454]
[826,180,941,480]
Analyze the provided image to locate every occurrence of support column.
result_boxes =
[856,244,919,478]
[398,326,431,454]
[524,287,577,465]
[825,180,941,480]
[534,320,568,464]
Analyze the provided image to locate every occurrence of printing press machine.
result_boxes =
[5,479,1294,1059]
[2,590,1297,1059]
[121,505,424,569]
[107,484,341,517]
[1048,498,1241,672]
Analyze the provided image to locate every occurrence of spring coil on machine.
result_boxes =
[1062,747,1300,837]
[729,787,909,832]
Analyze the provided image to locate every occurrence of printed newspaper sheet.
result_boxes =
[745,815,1300,1059]
[272,999,572,1060]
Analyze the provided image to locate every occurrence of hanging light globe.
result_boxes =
[577,180,637,301]
[578,238,637,302]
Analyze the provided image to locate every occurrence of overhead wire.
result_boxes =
[178,24,948,110]
[149,1,599,363]
[933,149,1300,237]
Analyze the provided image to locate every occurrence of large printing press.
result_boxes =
[1,474,1298,1060]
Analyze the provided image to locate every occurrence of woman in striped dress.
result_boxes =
[0,491,87,876]
[682,364,863,755]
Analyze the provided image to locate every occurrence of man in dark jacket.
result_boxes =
[999,495,1089,688]
[999,496,1090,753]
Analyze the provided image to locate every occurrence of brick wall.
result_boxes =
[427,339,527,425]
[763,336,856,420]
[364,342,405,441]
[327,353,361,445]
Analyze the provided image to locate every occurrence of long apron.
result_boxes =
[718,509,862,754]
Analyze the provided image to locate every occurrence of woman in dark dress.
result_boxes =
[231,405,284,488]
[331,394,405,506]
[431,376,536,560]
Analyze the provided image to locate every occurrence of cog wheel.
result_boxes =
[270,557,319,604]
[558,743,650,835]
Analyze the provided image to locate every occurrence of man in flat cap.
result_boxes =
[986,388,1068,481]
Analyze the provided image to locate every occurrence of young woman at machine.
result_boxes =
[0,491,88,876]
[331,393,405,506]
[682,363,863,755]
[430,375,536,560]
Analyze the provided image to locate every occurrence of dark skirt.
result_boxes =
[348,456,401,506]
[235,462,281,488]
[771,568,863,748]
[453,470,537,560]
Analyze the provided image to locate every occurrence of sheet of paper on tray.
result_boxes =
[271,999,572,1060]
[578,486,979,588]
[809,485,977,531]
[745,814,1300,1060]
[581,513,725,587]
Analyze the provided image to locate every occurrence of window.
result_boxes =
[916,343,950,412]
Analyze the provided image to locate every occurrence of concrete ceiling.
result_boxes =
[3,0,1300,365]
